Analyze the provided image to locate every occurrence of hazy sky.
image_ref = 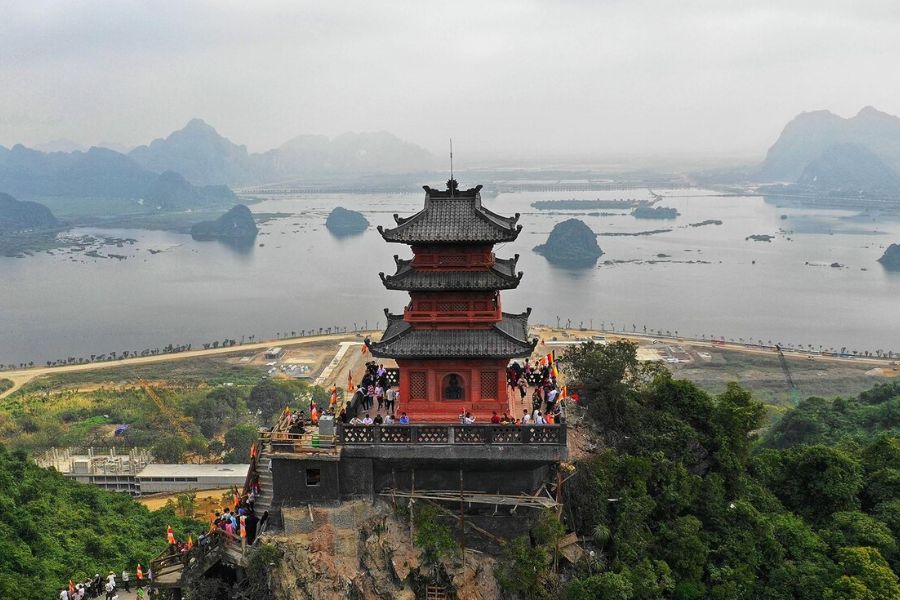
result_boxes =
[2,0,898,162]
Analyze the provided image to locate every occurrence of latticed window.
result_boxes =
[409,371,427,399]
[437,301,469,312]
[439,255,466,265]
[480,371,498,400]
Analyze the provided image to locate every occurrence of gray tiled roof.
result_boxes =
[377,185,521,244]
[380,255,522,291]
[367,310,536,359]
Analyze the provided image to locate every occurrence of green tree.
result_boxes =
[496,536,552,599]
[824,546,900,599]
[152,433,187,463]
[189,387,243,438]
[248,380,293,422]
[771,445,863,520]
[655,515,707,583]
[223,424,258,464]
[563,340,661,431]
[564,572,633,600]
[823,512,897,563]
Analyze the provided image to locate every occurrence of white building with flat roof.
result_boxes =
[35,448,249,495]
[136,463,250,494]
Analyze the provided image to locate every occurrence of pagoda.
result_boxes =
[367,180,536,421]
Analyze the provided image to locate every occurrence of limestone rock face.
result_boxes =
[533,218,603,267]
[878,243,900,271]
[190,204,258,241]
[325,206,369,236]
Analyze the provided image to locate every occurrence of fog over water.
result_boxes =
[2,189,898,366]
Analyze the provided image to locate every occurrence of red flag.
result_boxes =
[137,563,144,580]
[69,580,75,594]
[187,535,193,550]
[167,525,176,544]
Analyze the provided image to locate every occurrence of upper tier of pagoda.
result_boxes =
[379,254,523,292]
[377,181,521,245]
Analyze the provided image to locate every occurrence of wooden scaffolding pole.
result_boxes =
[409,468,416,545]
[459,468,466,566]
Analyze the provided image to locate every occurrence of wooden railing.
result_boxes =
[337,423,567,446]
[149,528,246,586]
[259,429,337,452]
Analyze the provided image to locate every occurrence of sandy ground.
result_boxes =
[137,488,232,513]
[0,331,381,399]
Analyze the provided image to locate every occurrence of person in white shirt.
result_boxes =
[121,570,130,592]
[463,412,476,425]
[533,410,544,425]
[105,580,115,600]
[361,414,374,425]
[59,589,68,600]
[521,409,532,425]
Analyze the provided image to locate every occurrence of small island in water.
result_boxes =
[878,243,900,271]
[325,206,369,236]
[632,206,680,219]
[190,204,258,242]
[533,218,603,267]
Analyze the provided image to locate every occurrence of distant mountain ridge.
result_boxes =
[0,145,237,209]
[128,119,436,186]
[1,120,436,200]
[759,106,900,181]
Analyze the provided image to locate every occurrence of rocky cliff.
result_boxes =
[533,218,603,267]
[265,501,499,600]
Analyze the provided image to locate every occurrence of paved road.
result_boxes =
[0,332,379,399]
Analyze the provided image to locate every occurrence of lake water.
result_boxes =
[2,188,899,366]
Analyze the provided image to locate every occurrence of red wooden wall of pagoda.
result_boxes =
[395,358,510,420]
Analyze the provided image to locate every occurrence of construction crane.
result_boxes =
[133,374,194,439]
[774,345,800,405]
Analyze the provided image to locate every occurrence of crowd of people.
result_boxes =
[59,568,147,600]
[207,489,269,548]
[336,361,409,426]
[326,357,566,427]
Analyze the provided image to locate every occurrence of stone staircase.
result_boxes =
[253,441,274,516]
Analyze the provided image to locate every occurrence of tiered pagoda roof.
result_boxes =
[367,310,536,359]
[379,255,523,291]
[377,183,521,245]
[368,179,534,361]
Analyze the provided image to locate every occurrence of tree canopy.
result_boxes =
[0,445,203,599]
[552,341,900,599]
